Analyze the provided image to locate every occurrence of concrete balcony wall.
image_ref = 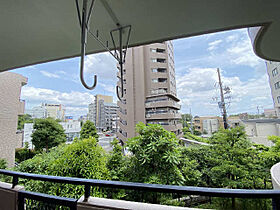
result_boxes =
[0,182,24,210]
[77,196,202,210]
[145,101,181,110]
[146,112,181,120]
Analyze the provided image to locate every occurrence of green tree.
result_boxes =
[31,118,66,152]
[126,123,184,186]
[0,158,7,169]
[17,114,33,130]
[17,137,109,198]
[107,139,127,181]
[80,120,99,140]
[15,143,38,163]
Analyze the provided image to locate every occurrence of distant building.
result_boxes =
[193,116,223,134]
[25,104,47,119]
[88,94,119,132]
[26,103,65,120]
[241,119,280,147]
[0,72,27,167]
[59,121,81,142]
[264,108,277,118]
[23,121,81,148]
[266,61,280,117]
[44,103,65,120]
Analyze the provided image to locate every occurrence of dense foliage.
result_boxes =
[12,123,280,209]
[17,137,109,198]
[17,114,33,130]
[80,120,99,141]
[31,118,66,151]
[0,158,7,169]
[15,143,38,163]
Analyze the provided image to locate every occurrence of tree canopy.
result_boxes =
[31,118,66,151]
[17,137,109,198]
[18,114,33,130]
[80,120,99,140]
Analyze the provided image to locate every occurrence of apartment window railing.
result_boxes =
[1,169,280,209]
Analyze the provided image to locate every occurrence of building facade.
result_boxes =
[26,103,65,120]
[23,121,81,148]
[0,72,27,167]
[241,119,280,147]
[266,61,280,117]
[193,116,224,134]
[116,42,182,143]
[25,104,47,119]
[45,103,65,120]
[88,95,118,132]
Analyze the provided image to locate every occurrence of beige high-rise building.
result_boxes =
[0,72,27,167]
[88,94,115,130]
[266,61,280,117]
[117,41,182,143]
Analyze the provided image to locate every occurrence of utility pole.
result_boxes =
[217,68,228,129]
[190,108,194,134]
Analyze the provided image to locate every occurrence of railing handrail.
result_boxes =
[18,190,77,209]
[1,169,280,199]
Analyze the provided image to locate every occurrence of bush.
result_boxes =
[15,148,38,163]
[0,158,7,169]
[17,137,109,199]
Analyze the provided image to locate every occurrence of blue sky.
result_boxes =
[11,28,273,119]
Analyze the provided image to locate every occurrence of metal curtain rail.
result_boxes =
[1,169,280,201]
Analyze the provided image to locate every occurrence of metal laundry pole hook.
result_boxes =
[76,0,97,90]
[75,0,132,97]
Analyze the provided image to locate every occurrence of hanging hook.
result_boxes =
[76,0,97,90]
[110,25,131,101]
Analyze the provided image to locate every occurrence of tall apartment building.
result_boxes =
[0,72,27,167]
[88,94,118,131]
[117,41,182,143]
[266,61,280,117]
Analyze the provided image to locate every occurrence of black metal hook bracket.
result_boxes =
[76,0,97,90]
[110,25,131,101]
[75,0,132,99]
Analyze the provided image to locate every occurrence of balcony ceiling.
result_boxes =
[0,0,280,72]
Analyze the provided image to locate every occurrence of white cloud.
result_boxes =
[21,86,95,117]
[84,52,117,80]
[226,38,262,67]
[40,71,60,78]
[207,39,222,51]
[176,67,272,115]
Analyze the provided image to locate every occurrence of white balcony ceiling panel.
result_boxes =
[0,0,280,71]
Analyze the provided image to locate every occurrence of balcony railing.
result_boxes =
[1,169,280,209]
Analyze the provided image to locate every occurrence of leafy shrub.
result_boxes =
[17,137,109,199]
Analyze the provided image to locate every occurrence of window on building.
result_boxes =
[152,79,158,83]
[278,96,280,103]
[275,81,280,89]
[158,68,167,73]
[152,68,157,72]
[272,68,278,77]
[158,78,167,83]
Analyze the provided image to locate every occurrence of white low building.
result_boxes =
[23,121,82,148]
[241,119,280,147]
